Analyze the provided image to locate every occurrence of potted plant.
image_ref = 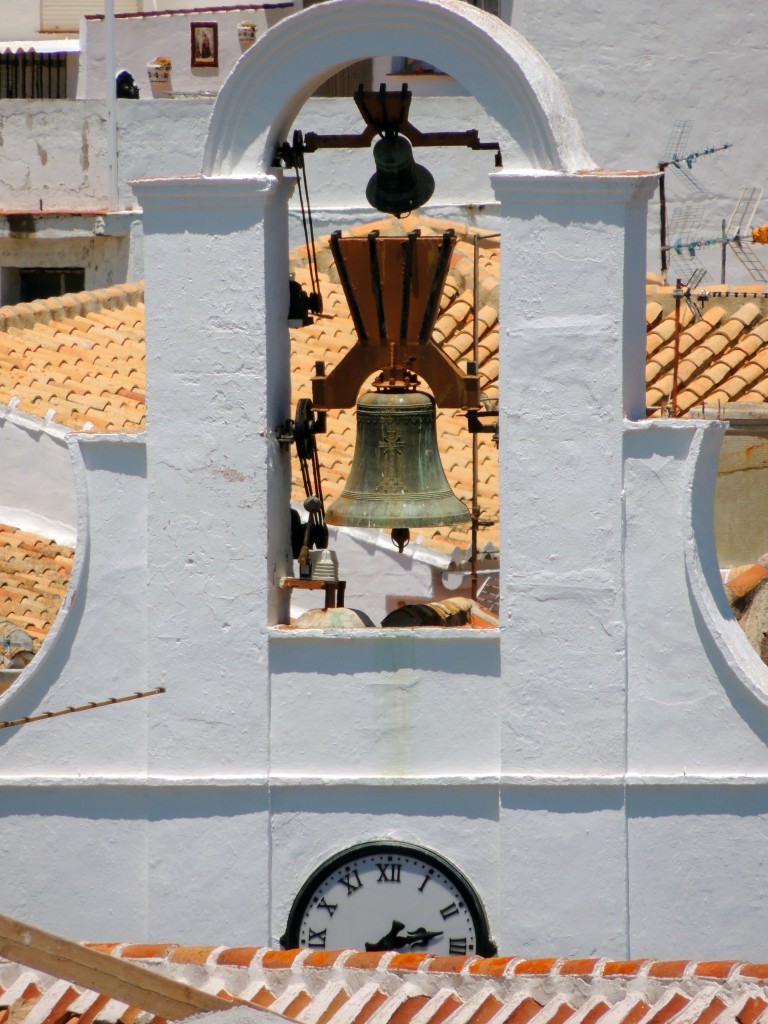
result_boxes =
[146,55,172,83]
[237,21,257,46]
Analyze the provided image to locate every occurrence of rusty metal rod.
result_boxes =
[471,233,480,602]
[0,687,165,730]
[671,278,682,417]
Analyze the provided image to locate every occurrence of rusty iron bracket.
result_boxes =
[275,83,502,168]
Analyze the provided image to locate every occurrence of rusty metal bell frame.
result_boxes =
[325,390,470,529]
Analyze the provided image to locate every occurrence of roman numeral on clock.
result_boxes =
[340,869,363,895]
[440,902,460,920]
[317,897,337,917]
[308,928,327,948]
[449,938,467,955]
[377,863,401,883]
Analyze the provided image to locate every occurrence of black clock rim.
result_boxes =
[280,839,497,957]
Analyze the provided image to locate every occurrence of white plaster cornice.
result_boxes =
[490,171,659,206]
[6,772,768,788]
[268,627,500,641]
[130,174,279,210]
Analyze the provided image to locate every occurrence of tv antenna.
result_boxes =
[722,186,768,283]
[664,205,705,284]
[663,189,768,286]
[670,270,707,416]
[658,120,731,279]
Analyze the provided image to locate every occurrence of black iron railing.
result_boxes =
[0,51,67,99]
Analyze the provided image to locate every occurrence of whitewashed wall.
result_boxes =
[0,0,47,40]
[5,0,768,964]
[520,0,768,285]
[77,7,293,100]
[0,414,77,545]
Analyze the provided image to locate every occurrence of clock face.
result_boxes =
[281,842,496,957]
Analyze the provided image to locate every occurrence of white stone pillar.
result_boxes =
[489,171,655,955]
[132,174,293,777]
[491,171,655,778]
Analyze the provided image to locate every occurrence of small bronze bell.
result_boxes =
[325,391,470,537]
[365,135,435,217]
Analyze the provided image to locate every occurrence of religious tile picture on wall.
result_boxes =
[191,22,218,68]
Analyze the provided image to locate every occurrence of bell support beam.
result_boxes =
[312,341,480,410]
[296,85,502,164]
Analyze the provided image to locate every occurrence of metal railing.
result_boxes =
[0,51,67,99]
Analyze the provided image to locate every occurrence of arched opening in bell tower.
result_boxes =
[268,68,512,628]
[198,0,617,631]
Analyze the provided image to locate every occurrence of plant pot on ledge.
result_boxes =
[238,21,257,47]
[147,57,172,83]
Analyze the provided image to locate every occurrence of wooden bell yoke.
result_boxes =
[312,229,481,412]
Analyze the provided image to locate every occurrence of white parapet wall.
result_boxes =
[0,413,77,545]
[77,5,294,100]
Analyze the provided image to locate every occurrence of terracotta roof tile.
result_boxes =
[344,953,390,970]
[543,1003,575,1024]
[0,525,74,656]
[736,996,768,1024]
[0,284,145,433]
[167,946,217,965]
[601,961,652,977]
[615,1001,650,1024]
[467,959,519,977]
[500,997,544,1024]
[577,1003,611,1024]
[248,986,277,1009]
[644,993,689,1024]
[315,987,353,1024]
[280,989,313,1018]
[7,950,768,1024]
[348,990,390,1024]
[514,960,558,976]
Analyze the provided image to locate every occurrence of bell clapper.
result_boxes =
[391,528,411,554]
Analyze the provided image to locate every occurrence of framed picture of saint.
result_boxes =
[191,22,218,68]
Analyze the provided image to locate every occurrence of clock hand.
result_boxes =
[365,920,406,952]
[404,927,443,948]
[364,921,444,952]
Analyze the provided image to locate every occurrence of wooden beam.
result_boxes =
[0,914,239,1019]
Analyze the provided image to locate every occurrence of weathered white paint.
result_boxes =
[0,102,109,211]
[4,0,768,963]
[0,412,77,545]
[0,228,133,302]
[77,6,293,101]
[0,99,214,212]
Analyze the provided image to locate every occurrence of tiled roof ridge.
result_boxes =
[3,947,768,1024]
[0,283,144,335]
[77,947,762,981]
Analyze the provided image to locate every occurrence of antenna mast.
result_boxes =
[659,120,731,280]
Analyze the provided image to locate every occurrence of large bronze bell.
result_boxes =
[325,391,470,531]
